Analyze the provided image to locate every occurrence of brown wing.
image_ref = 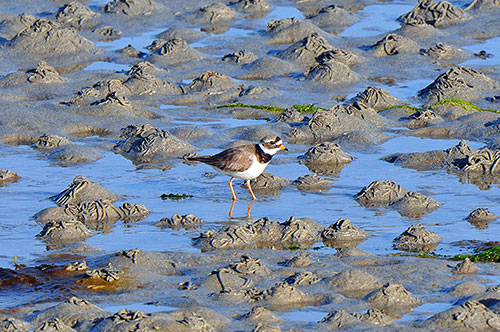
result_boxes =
[189,145,255,172]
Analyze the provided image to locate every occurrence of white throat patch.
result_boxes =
[259,141,281,155]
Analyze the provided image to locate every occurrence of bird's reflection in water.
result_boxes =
[229,200,254,219]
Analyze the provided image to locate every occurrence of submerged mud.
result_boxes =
[1,0,500,330]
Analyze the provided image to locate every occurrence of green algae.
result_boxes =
[381,105,422,113]
[214,103,326,113]
[161,193,193,200]
[381,98,500,114]
[434,98,500,113]
[453,245,500,262]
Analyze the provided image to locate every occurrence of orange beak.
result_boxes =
[280,144,288,151]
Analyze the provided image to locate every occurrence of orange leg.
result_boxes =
[228,178,238,201]
[246,180,257,200]
[228,200,236,218]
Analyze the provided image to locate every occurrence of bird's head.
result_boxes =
[259,135,288,155]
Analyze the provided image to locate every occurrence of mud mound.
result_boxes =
[304,59,360,85]
[355,180,409,206]
[347,87,404,111]
[418,66,498,105]
[103,0,154,16]
[147,37,205,65]
[308,5,359,29]
[452,257,479,274]
[400,0,469,27]
[293,174,332,191]
[0,61,67,86]
[7,18,99,55]
[69,78,127,106]
[316,47,359,66]
[247,171,291,194]
[91,307,228,331]
[29,297,109,330]
[55,1,99,29]
[37,219,93,247]
[321,218,369,247]
[278,33,334,67]
[466,208,498,229]
[356,180,439,217]
[383,140,500,188]
[320,309,392,328]
[266,18,329,44]
[287,104,386,144]
[193,216,324,251]
[157,27,204,43]
[404,109,443,129]
[105,249,178,275]
[222,50,258,64]
[93,25,122,41]
[43,144,103,166]
[50,176,122,206]
[155,214,204,230]
[299,142,353,166]
[299,142,353,175]
[0,318,33,331]
[0,13,36,39]
[195,2,236,24]
[422,300,500,330]
[231,0,271,14]
[186,71,239,93]
[113,124,193,163]
[393,224,442,251]
[370,33,419,56]
[214,279,326,310]
[364,283,422,314]
[0,169,20,186]
[35,200,150,226]
[239,56,298,80]
[273,108,309,124]
[420,42,468,60]
[390,192,440,218]
[123,61,182,96]
[328,269,382,298]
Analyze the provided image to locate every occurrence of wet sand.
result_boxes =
[1,0,500,330]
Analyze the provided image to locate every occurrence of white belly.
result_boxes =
[218,156,269,180]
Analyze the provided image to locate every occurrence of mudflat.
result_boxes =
[1,0,500,331]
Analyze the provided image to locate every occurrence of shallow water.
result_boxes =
[1,124,496,269]
[340,2,415,37]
